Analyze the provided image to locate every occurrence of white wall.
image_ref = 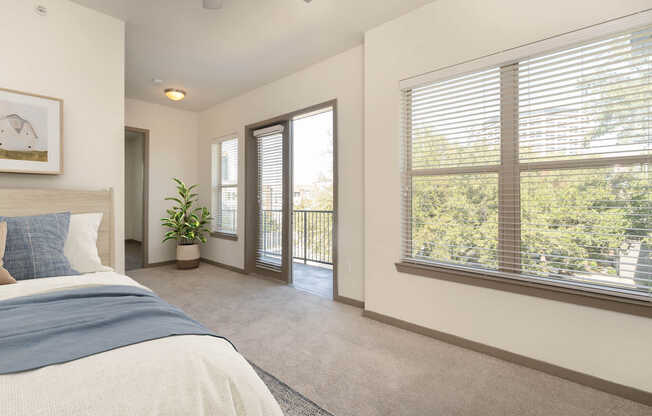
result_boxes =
[199,46,365,302]
[125,134,144,241]
[0,0,125,271]
[364,0,652,392]
[125,98,199,264]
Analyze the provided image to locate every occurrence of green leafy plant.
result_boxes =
[161,178,212,245]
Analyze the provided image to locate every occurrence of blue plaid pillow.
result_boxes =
[0,213,79,280]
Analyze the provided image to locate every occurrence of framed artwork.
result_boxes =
[0,88,63,174]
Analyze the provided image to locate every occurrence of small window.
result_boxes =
[212,137,238,236]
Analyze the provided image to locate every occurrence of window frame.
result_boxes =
[397,15,652,316]
[211,136,239,241]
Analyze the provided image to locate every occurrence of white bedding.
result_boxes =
[0,272,283,416]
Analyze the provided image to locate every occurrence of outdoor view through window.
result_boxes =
[292,109,334,297]
[257,108,334,298]
[293,110,334,212]
[403,27,652,298]
[214,138,238,235]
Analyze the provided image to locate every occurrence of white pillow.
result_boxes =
[64,213,113,274]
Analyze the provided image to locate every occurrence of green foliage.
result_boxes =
[412,174,498,268]
[520,167,651,279]
[411,166,652,289]
[161,178,213,245]
[294,172,333,211]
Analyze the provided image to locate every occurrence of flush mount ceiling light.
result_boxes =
[203,0,223,9]
[165,88,186,101]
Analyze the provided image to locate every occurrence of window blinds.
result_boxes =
[401,68,501,273]
[256,128,284,271]
[405,67,502,170]
[401,25,652,300]
[215,138,238,234]
[518,29,652,163]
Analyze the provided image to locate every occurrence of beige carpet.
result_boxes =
[127,264,651,416]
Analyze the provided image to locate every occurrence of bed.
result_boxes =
[0,188,283,416]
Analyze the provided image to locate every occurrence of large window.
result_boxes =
[401,25,652,300]
[212,137,238,236]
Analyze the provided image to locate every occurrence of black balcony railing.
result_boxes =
[293,210,333,265]
[260,209,333,265]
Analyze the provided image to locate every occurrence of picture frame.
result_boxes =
[0,88,63,175]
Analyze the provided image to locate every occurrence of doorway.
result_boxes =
[291,108,334,298]
[245,101,337,299]
[124,127,149,271]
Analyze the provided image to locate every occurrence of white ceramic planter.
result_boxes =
[176,244,200,269]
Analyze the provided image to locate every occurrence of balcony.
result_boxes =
[260,209,333,298]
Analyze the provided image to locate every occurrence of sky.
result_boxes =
[292,109,333,187]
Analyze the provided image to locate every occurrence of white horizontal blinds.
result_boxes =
[401,68,501,269]
[401,23,652,300]
[216,138,238,234]
[256,128,284,271]
[407,67,502,170]
[519,27,652,163]
[517,27,652,296]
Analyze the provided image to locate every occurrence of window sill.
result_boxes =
[395,261,652,319]
[210,232,238,241]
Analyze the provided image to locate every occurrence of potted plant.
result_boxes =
[161,178,212,269]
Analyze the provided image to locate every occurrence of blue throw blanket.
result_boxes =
[0,285,234,374]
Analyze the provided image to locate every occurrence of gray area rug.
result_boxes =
[251,363,334,416]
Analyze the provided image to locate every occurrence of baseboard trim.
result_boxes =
[334,295,365,309]
[144,260,176,268]
[200,258,246,274]
[362,310,652,407]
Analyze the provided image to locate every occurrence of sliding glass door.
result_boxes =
[245,101,337,294]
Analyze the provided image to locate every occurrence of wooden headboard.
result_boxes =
[0,188,115,268]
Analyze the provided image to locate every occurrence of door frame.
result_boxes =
[244,99,338,298]
[125,126,150,268]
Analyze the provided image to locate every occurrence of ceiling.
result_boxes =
[69,0,435,111]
